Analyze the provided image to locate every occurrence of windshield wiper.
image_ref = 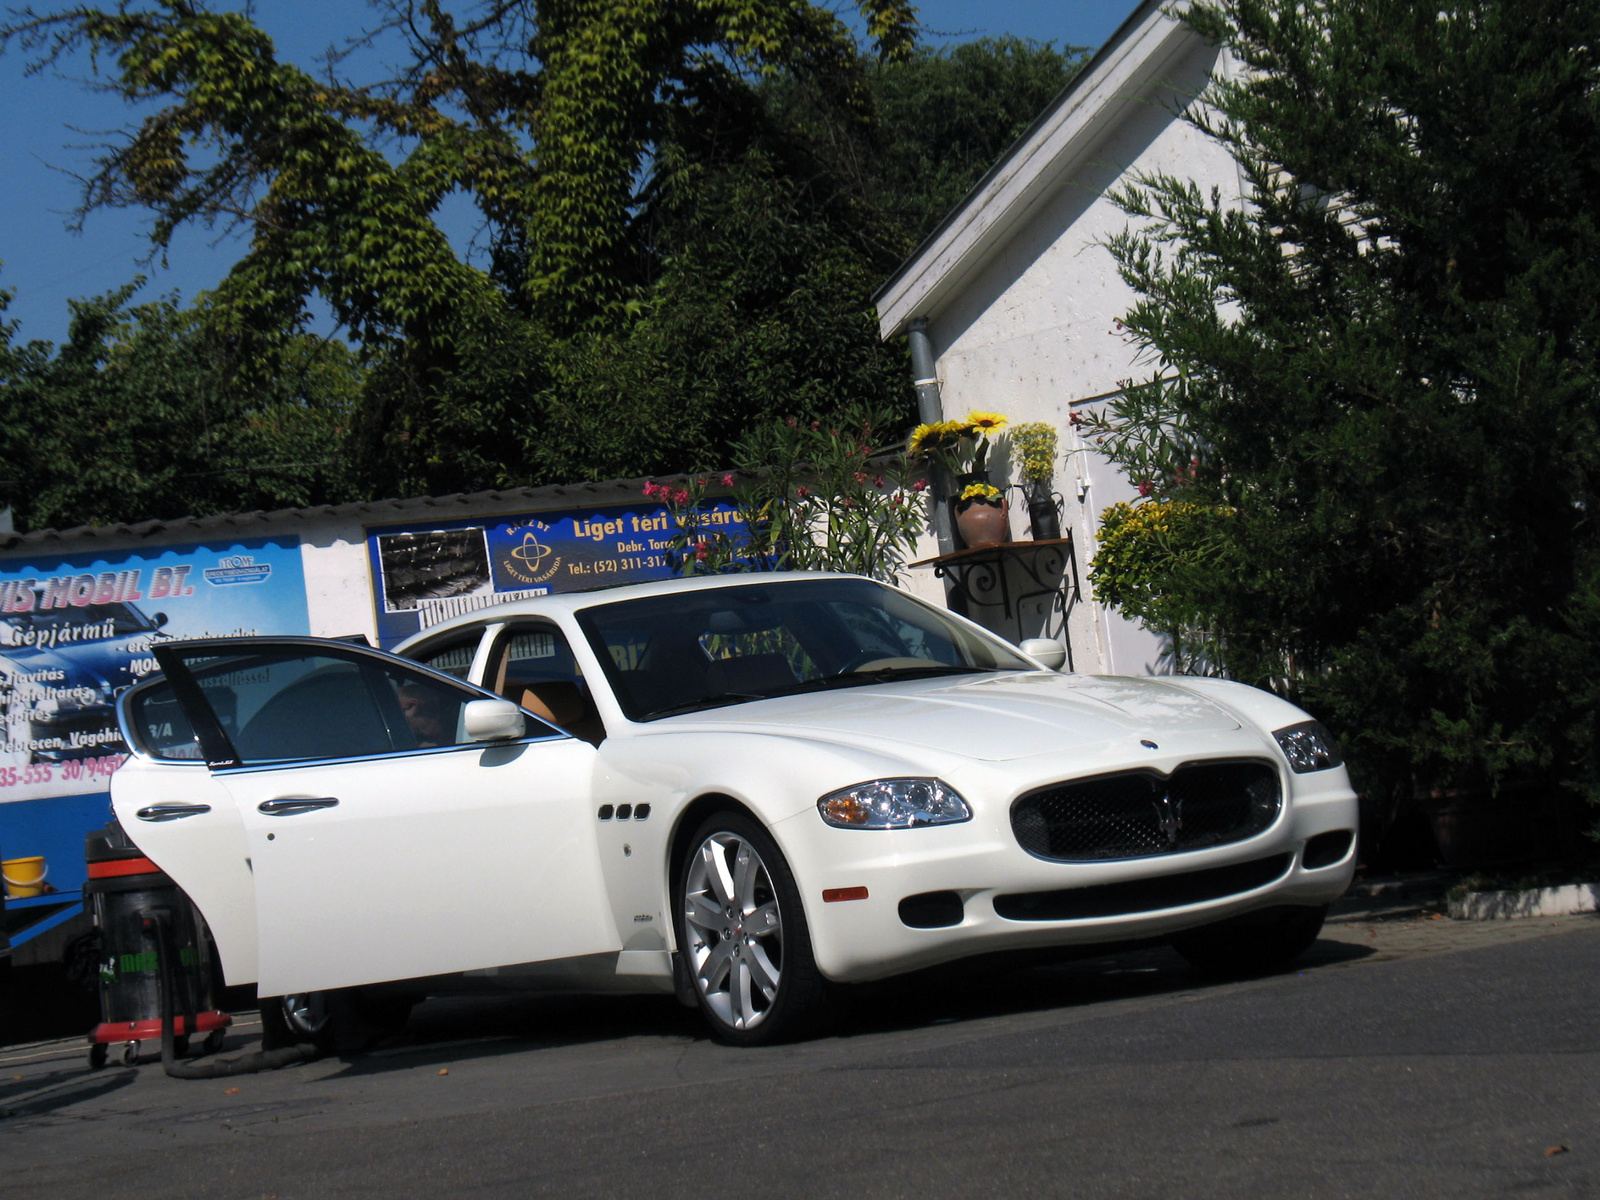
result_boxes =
[644,692,768,719]
[765,664,996,698]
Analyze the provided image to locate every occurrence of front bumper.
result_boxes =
[772,761,1358,984]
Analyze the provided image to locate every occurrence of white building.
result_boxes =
[876,0,1242,676]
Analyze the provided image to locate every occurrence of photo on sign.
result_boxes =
[376,529,493,614]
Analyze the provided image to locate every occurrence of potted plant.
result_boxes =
[907,411,1008,488]
[953,481,1008,549]
[908,411,1010,548]
[1010,422,1061,540]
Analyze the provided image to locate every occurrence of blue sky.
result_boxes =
[0,1,1139,346]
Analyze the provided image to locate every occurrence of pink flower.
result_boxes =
[874,475,885,488]
[672,488,690,506]
[1137,480,1152,497]
[796,485,811,499]
[642,481,662,498]
[694,541,710,561]
[854,472,868,483]
[912,479,928,492]
[722,473,735,487]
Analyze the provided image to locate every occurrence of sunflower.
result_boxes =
[966,411,1008,433]
[907,419,968,457]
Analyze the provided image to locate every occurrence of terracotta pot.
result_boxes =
[955,499,1009,549]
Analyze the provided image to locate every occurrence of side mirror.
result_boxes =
[463,698,526,742]
[1019,638,1067,671]
[151,612,169,629]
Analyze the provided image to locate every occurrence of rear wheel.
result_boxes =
[260,991,337,1052]
[676,812,824,1045]
[261,988,413,1053]
[1171,904,1328,977]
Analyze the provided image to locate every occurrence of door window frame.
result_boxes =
[131,636,568,770]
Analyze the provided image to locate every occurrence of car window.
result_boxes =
[130,646,531,764]
[575,577,1033,721]
[484,624,605,745]
[407,632,482,680]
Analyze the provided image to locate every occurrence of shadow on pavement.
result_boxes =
[306,934,1374,1078]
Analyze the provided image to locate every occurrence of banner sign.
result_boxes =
[366,500,745,647]
[0,538,310,804]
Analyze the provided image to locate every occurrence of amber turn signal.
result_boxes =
[823,886,869,903]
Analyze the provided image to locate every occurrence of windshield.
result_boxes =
[575,577,1034,721]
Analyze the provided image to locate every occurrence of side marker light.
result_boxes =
[823,886,869,903]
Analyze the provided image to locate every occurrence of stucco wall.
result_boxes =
[921,33,1242,675]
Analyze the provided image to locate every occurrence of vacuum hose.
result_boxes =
[147,909,321,1079]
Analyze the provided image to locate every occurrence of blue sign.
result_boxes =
[0,537,310,926]
[366,500,747,647]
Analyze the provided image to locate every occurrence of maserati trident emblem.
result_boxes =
[1153,791,1184,847]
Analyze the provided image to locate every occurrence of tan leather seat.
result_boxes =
[516,681,606,746]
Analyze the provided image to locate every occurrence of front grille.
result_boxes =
[1011,759,1281,862]
[994,853,1292,921]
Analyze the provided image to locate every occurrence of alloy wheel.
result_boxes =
[682,831,784,1031]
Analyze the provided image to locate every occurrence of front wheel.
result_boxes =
[676,813,825,1045]
[1171,904,1328,977]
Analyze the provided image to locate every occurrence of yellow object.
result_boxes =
[2,856,47,898]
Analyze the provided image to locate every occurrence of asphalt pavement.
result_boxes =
[3,908,1597,1199]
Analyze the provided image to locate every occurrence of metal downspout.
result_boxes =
[908,319,955,556]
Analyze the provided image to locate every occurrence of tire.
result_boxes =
[261,988,410,1054]
[260,990,338,1053]
[1171,904,1328,977]
[675,811,825,1045]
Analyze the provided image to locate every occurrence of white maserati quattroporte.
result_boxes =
[112,572,1357,1047]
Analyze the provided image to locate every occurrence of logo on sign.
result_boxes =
[500,525,562,585]
[202,555,273,586]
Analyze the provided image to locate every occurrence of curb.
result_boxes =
[1447,883,1600,921]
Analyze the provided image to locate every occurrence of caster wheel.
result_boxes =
[203,1027,227,1055]
[88,1042,108,1070]
[120,1041,139,1067]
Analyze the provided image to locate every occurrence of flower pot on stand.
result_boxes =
[1024,482,1061,540]
[955,498,1009,549]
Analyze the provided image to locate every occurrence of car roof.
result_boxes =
[395,570,871,647]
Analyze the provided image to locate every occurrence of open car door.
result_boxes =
[115,637,619,996]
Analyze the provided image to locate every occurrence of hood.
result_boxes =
[655,671,1243,762]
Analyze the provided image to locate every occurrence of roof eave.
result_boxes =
[873,0,1207,341]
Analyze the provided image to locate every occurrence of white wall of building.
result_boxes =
[878,4,1244,674]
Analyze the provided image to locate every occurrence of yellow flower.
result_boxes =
[960,482,1003,503]
[966,411,1008,433]
[907,419,969,457]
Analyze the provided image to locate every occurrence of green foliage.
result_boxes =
[1088,500,1237,675]
[1081,0,1600,831]
[649,407,930,582]
[2,6,1085,519]
[0,279,361,529]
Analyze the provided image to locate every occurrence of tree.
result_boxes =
[1081,0,1600,841]
[0,279,362,530]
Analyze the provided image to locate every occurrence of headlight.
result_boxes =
[817,778,971,829]
[1273,720,1344,773]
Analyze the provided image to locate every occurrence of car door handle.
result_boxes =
[135,802,213,822]
[257,797,341,816]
